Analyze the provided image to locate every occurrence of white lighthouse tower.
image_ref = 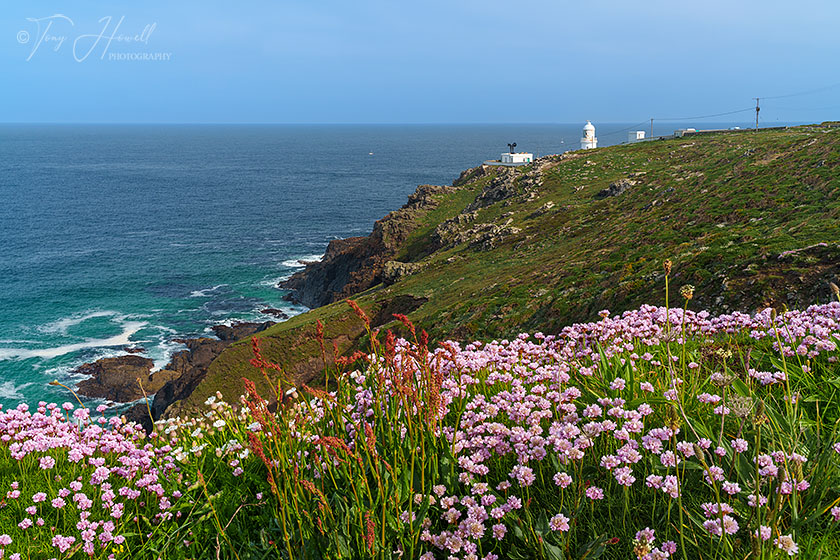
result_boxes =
[580,121,598,150]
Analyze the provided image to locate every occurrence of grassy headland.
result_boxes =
[173,124,840,415]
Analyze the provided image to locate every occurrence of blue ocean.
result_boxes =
[0,122,755,407]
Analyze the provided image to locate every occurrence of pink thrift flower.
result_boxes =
[585,486,604,500]
[775,534,798,556]
[549,513,570,532]
[553,472,572,488]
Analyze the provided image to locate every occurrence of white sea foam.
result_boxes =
[0,321,148,361]
[258,274,291,287]
[281,254,324,268]
[146,327,186,371]
[39,310,119,335]
[189,284,228,298]
[0,381,32,400]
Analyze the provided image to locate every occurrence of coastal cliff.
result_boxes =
[280,184,459,308]
[161,124,840,418]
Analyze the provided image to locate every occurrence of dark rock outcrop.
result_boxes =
[75,355,179,402]
[465,168,520,212]
[382,261,425,286]
[280,184,457,308]
[150,337,230,419]
[123,403,154,434]
[212,321,274,342]
[149,321,276,421]
[372,295,429,327]
[596,178,637,199]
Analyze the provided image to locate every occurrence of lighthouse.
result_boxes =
[580,121,597,150]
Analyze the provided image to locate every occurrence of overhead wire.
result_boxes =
[759,82,840,101]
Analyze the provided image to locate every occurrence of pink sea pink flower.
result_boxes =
[586,486,604,500]
[52,534,76,553]
[775,534,798,556]
[549,513,570,532]
[722,481,741,495]
[732,438,748,453]
[635,527,655,543]
[553,472,572,488]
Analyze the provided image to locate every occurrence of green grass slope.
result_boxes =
[170,124,840,415]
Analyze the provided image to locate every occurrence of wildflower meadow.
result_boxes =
[2,271,840,559]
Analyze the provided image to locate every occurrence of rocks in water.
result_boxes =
[123,346,146,354]
[74,320,277,429]
[382,261,424,285]
[596,178,637,199]
[211,321,275,342]
[260,308,289,319]
[74,355,176,402]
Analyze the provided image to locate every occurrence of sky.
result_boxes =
[1,0,839,124]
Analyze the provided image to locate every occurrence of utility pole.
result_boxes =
[753,98,760,130]
[650,118,654,138]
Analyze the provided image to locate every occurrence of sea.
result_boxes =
[0,122,761,407]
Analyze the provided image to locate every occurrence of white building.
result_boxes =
[674,128,696,138]
[500,152,533,164]
[580,121,597,149]
[628,130,645,143]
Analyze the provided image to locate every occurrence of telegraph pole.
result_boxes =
[650,118,654,138]
[753,98,760,130]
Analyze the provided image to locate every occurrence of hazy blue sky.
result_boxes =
[1,1,838,123]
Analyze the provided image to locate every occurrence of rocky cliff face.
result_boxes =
[280,184,457,308]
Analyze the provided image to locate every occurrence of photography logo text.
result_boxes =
[18,14,172,62]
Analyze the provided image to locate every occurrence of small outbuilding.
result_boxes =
[628,130,645,143]
[501,152,533,164]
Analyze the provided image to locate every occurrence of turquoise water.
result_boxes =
[0,122,757,407]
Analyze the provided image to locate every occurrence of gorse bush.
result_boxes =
[2,272,840,559]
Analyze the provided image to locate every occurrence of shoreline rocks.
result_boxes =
[76,321,277,431]
[259,308,289,319]
[75,355,177,403]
